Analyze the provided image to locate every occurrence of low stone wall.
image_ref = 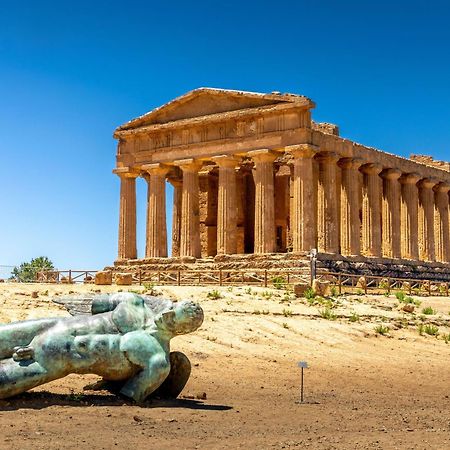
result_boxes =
[106,253,450,283]
[317,254,450,281]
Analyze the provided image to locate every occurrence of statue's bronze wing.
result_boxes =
[52,294,173,317]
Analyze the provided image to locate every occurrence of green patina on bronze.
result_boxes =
[0,293,203,403]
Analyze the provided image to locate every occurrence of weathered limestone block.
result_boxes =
[401,281,411,291]
[402,304,415,313]
[293,283,309,297]
[356,276,367,290]
[115,273,133,285]
[312,279,331,297]
[95,271,112,285]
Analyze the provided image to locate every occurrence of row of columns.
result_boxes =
[288,147,450,263]
[115,147,450,263]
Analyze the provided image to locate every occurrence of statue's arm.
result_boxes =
[120,352,170,403]
[91,296,122,315]
[119,330,170,403]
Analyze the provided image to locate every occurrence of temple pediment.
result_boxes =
[115,88,313,132]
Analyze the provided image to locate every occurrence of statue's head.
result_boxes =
[156,300,204,335]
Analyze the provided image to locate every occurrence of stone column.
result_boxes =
[288,144,318,253]
[168,178,182,257]
[381,169,401,259]
[142,163,169,258]
[400,173,420,260]
[434,183,450,263]
[418,179,436,262]
[360,164,383,257]
[316,152,339,254]
[175,159,202,258]
[212,155,239,255]
[339,158,363,256]
[114,168,139,260]
[248,149,277,254]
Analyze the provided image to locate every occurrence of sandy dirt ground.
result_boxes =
[0,282,449,449]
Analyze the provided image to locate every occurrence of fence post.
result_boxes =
[219,270,223,287]
[177,270,181,286]
[158,271,161,284]
[387,277,391,294]
[138,269,142,286]
[338,275,342,295]
[68,270,72,284]
[364,279,368,295]
[264,270,268,288]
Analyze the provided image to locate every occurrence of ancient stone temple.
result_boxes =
[111,88,450,276]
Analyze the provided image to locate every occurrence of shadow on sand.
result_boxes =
[0,392,232,411]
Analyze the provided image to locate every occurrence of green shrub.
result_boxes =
[207,289,223,300]
[396,291,421,306]
[304,287,315,300]
[143,282,157,295]
[374,325,390,335]
[349,312,360,323]
[423,324,439,336]
[272,276,286,290]
[282,308,293,317]
[421,306,435,315]
[319,307,336,320]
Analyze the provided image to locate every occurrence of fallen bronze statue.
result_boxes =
[0,293,203,403]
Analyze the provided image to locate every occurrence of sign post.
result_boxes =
[308,249,317,285]
[297,361,309,403]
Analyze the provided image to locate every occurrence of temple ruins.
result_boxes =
[111,88,450,277]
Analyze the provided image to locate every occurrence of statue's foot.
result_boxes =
[12,346,34,362]
[150,351,191,399]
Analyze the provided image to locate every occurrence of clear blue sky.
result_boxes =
[1,0,449,272]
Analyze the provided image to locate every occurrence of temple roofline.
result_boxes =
[115,87,315,133]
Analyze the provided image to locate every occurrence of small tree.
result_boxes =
[11,256,55,282]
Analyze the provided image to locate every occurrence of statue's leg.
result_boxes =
[150,351,191,399]
[0,358,49,399]
[0,318,59,359]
